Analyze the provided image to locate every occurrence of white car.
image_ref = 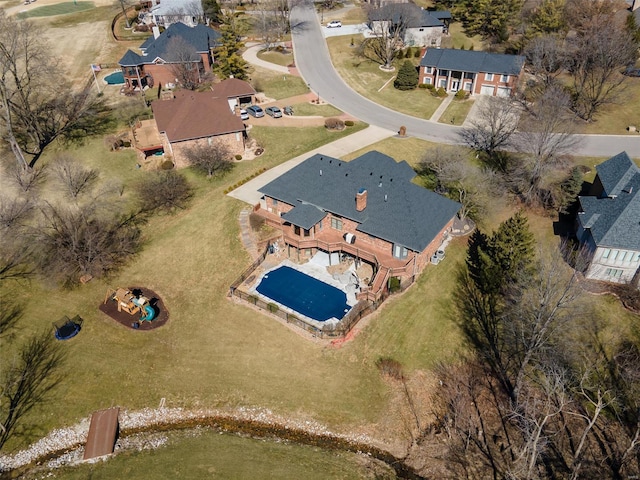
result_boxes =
[326,20,342,28]
[240,109,249,120]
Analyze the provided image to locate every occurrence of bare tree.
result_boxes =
[510,85,579,206]
[51,155,99,200]
[0,11,111,169]
[523,35,566,87]
[459,97,520,170]
[0,194,33,230]
[184,141,234,177]
[419,145,495,220]
[566,17,638,121]
[167,37,201,90]
[0,331,66,451]
[362,3,420,69]
[9,162,46,193]
[36,203,141,286]
[134,170,193,214]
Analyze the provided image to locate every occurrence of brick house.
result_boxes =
[419,48,525,96]
[369,4,451,47]
[256,151,461,301]
[151,86,247,165]
[118,22,221,92]
[576,151,640,286]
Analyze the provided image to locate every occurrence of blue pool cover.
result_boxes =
[256,266,351,322]
[104,71,125,85]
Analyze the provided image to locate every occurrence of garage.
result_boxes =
[480,85,495,95]
[496,87,511,97]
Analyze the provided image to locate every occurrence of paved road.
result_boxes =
[290,1,640,158]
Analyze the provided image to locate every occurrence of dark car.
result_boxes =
[246,105,264,118]
[624,67,640,77]
[265,106,283,118]
[283,105,294,116]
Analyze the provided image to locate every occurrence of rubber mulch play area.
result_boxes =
[99,287,169,330]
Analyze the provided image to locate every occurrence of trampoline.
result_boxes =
[256,266,351,321]
[53,315,83,340]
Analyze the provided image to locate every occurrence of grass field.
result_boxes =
[33,429,395,479]
[17,1,94,18]
[327,36,442,120]
[289,102,343,117]
[438,97,475,125]
[257,49,294,67]
[251,67,310,99]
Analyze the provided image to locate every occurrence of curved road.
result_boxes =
[290,1,640,158]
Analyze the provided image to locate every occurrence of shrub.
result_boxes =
[414,48,421,58]
[160,159,174,170]
[425,83,435,90]
[344,120,354,127]
[455,89,468,100]
[267,302,279,313]
[134,170,192,214]
[418,83,429,89]
[436,87,447,97]
[325,117,345,130]
[375,357,404,380]
[394,60,418,90]
[396,49,404,59]
[235,154,242,160]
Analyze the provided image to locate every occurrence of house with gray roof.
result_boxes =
[118,22,221,92]
[419,48,525,96]
[369,4,451,47]
[576,151,640,285]
[257,151,461,300]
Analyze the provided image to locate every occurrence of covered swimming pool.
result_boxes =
[256,266,351,322]
[104,71,124,85]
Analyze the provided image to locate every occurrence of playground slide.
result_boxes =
[140,305,156,322]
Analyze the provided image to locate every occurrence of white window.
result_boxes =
[501,74,509,83]
[393,244,408,259]
[439,79,446,88]
[612,250,620,260]
[423,77,432,85]
[331,217,343,230]
[619,251,628,262]
[602,248,611,258]
[439,69,449,76]
[464,82,472,91]
[485,73,494,81]
[318,220,323,231]
[605,268,623,278]
[425,66,433,74]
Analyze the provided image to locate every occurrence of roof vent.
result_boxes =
[345,173,349,177]
[329,159,332,163]
[379,181,382,188]
[320,169,322,176]
[384,194,388,202]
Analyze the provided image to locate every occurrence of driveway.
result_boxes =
[290,0,640,157]
[322,23,372,38]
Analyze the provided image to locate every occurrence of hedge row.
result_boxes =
[223,167,268,194]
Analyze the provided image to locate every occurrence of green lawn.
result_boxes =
[257,49,294,67]
[289,102,343,117]
[581,77,640,134]
[36,429,395,479]
[251,67,309,100]
[438,97,475,125]
[444,22,485,50]
[17,1,94,18]
[326,36,442,120]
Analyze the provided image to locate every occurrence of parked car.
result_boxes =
[326,20,342,28]
[283,105,294,116]
[240,109,249,120]
[265,106,283,118]
[246,105,264,118]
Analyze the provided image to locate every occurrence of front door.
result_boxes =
[451,80,460,92]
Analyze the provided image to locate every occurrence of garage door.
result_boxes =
[480,85,495,95]
[496,87,511,97]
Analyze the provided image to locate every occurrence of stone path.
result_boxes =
[238,208,260,260]
[429,94,454,122]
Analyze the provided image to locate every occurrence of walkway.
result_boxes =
[243,43,290,74]
[228,124,395,206]
[429,95,454,122]
[238,208,260,260]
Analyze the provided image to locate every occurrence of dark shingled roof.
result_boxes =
[259,151,461,252]
[118,50,143,67]
[120,22,220,66]
[578,152,640,251]
[282,203,327,230]
[152,90,244,142]
[420,48,525,75]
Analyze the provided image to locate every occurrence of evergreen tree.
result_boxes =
[455,0,523,41]
[488,211,535,286]
[201,0,221,24]
[213,22,249,80]
[394,60,419,90]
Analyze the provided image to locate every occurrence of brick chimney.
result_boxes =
[356,188,367,211]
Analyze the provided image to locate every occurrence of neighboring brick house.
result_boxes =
[118,22,221,91]
[576,151,640,286]
[257,151,461,300]
[369,4,451,47]
[419,48,525,96]
[151,86,247,165]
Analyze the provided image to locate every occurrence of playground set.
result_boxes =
[105,288,157,323]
